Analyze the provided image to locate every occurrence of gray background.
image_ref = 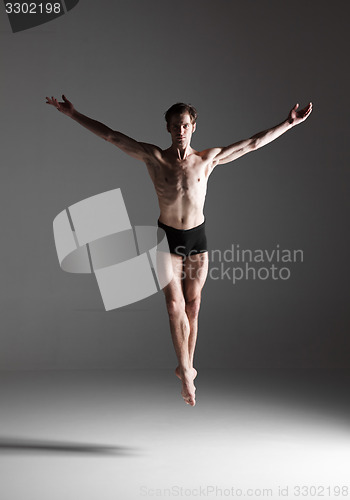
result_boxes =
[1,0,349,371]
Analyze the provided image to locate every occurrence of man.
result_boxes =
[46,95,312,406]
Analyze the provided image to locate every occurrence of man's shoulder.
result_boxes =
[141,142,163,157]
[196,148,222,166]
[199,147,221,158]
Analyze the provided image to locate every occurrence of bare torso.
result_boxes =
[144,147,214,229]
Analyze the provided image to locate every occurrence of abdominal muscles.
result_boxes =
[156,174,208,229]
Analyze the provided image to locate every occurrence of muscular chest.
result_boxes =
[160,159,207,193]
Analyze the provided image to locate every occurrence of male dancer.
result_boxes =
[46,95,312,406]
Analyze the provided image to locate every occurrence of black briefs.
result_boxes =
[157,219,208,257]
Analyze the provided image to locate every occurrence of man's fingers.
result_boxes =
[303,103,312,115]
[45,94,71,108]
[300,103,313,120]
[289,103,299,115]
[45,95,64,109]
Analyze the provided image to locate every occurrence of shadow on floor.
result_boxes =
[0,437,138,456]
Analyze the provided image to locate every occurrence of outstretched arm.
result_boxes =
[210,102,313,166]
[45,95,158,161]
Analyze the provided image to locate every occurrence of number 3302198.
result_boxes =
[5,3,62,14]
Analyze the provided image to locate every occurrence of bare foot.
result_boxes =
[175,366,197,380]
[175,367,197,406]
[181,378,196,406]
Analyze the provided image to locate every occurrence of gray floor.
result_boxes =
[1,368,350,500]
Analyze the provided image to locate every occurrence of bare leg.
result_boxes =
[186,299,201,368]
[165,253,208,405]
[163,255,197,406]
[184,252,208,367]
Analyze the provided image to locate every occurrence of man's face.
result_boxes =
[167,112,196,149]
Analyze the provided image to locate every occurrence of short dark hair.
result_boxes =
[165,103,198,125]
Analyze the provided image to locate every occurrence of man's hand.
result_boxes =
[287,102,313,126]
[46,94,75,118]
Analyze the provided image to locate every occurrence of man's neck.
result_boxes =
[171,143,192,160]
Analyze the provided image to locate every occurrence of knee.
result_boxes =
[166,297,186,319]
[185,295,201,318]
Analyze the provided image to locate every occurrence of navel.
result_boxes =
[197,178,200,182]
